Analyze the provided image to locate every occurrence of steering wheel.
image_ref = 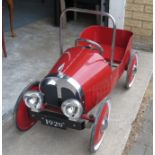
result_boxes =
[75,38,104,55]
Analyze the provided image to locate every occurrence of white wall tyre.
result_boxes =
[89,98,111,153]
[125,51,138,89]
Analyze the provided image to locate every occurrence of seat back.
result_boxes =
[79,25,133,48]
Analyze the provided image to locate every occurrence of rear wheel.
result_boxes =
[14,81,39,131]
[89,99,111,153]
[125,52,138,89]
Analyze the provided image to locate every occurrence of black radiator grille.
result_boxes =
[42,84,60,107]
[40,77,77,107]
[61,88,76,102]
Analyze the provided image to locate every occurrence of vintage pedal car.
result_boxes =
[14,8,138,153]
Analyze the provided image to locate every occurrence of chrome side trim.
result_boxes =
[57,74,84,103]
[66,76,84,102]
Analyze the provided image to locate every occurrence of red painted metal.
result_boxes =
[15,84,39,131]
[79,26,133,63]
[16,24,134,135]
[49,26,133,113]
[50,47,111,112]
[14,10,137,153]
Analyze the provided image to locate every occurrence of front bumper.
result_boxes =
[29,111,85,130]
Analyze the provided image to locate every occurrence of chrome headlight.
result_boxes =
[23,91,43,112]
[61,99,83,121]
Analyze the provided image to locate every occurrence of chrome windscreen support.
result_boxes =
[59,7,117,67]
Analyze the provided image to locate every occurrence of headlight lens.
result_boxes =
[23,91,43,112]
[61,99,83,121]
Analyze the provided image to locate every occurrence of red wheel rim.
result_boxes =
[16,85,38,131]
[128,54,138,87]
[94,103,109,147]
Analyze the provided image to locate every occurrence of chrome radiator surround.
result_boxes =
[39,73,84,106]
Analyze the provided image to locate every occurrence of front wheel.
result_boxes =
[89,98,111,153]
[125,52,138,89]
[14,81,39,131]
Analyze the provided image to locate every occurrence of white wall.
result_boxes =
[109,0,126,29]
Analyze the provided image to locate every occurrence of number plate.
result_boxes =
[41,117,66,129]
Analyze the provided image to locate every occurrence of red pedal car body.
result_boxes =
[15,8,138,153]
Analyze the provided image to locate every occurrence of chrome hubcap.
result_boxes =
[101,119,108,132]
[132,64,137,76]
